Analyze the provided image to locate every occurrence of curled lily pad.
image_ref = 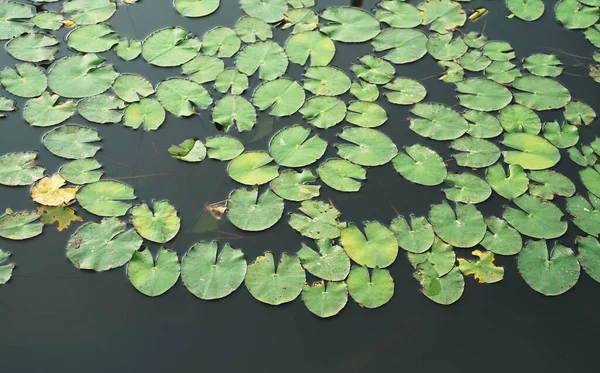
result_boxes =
[66,217,142,272]
[502,133,560,170]
[0,63,46,98]
[24,92,76,127]
[236,41,288,81]
[429,202,486,248]
[142,27,201,67]
[285,30,335,66]
[392,144,447,186]
[47,54,118,98]
[156,78,212,117]
[318,158,366,192]
[319,7,380,43]
[228,152,279,185]
[336,127,398,167]
[42,124,101,160]
[390,215,434,254]
[271,169,320,201]
[372,28,428,64]
[30,174,77,207]
[131,201,180,244]
[289,200,346,240]
[180,241,247,301]
[252,78,305,117]
[0,152,44,186]
[347,266,394,308]
[518,240,580,296]
[302,281,348,318]
[0,209,43,240]
[503,194,567,239]
[76,180,136,217]
[298,238,350,281]
[341,222,398,269]
[245,252,305,305]
[168,139,206,163]
[227,188,284,231]
[127,248,180,297]
[269,126,326,167]
[299,96,346,129]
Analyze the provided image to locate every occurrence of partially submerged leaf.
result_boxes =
[38,205,82,232]
[414,262,464,305]
[168,139,206,163]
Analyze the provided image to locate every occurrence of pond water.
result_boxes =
[1,0,599,371]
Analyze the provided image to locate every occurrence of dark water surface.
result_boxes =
[1,0,600,371]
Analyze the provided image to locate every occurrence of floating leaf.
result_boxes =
[202,26,240,58]
[317,158,366,192]
[523,54,562,77]
[429,202,486,248]
[212,95,256,132]
[418,0,466,34]
[205,136,244,161]
[512,76,571,111]
[319,7,380,43]
[42,124,101,160]
[24,92,76,127]
[214,69,248,95]
[174,0,220,17]
[485,61,522,84]
[351,55,394,85]
[235,16,273,43]
[127,248,180,297]
[568,146,596,167]
[62,0,116,25]
[182,55,224,84]
[245,252,305,305]
[555,0,599,29]
[354,81,383,102]
[298,238,350,281]
[0,249,14,285]
[499,104,542,134]
[124,98,166,131]
[285,30,335,66]
[409,103,468,140]
[518,240,580,296]
[390,215,434,254]
[271,169,320,201]
[0,1,34,40]
[502,133,560,170]
[227,188,284,231]
[347,266,394,308]
[372,29,428,64]
[0,152,44,186]
[577,236,600,282]
[483,41,515,62]
[289,200,346,239]
[408,237,455,277]
[236,41,288,81]
[415,262,464,305]
[383,78,426,105]
[341,222,397,269]
[252,78,305,117]
[439,61,464,82]
[480,217,523,255]
[486,164,529,200]
[303,66,350,96]
[112,74,154,103]
[458,250,504,284]
[67,24,117,53]
[283,8,318,34]
[528,170,575,200]
[426,32,467,61]
[66,217,142,272]
[375,0,422,29]
[507,0,545,21]
[456,78,513,112]
[76,180,136,217]
[168,139,206,163]
[299,96,346,129]
[240,0,287,23]
[269,126,326,167]
[302,281,348,318]
[181,241,246,300]
[336,127,398,167]
[31,174,77,207]
[77,94,125,124]
[6,33,58,62]
[463,110,503,139]
[0,63,46,98]
[131,201,180,244]
[503,194,567,239]
[564,100,596,125]
[142,27,200,67]
[47,54,117,98]
[0,209,43,240]
[392,144,446,186]
[567,193,600,236]
[457,50,491,72]
[228,152,279,185]
[345,101,387,128]
[114,39,141,61]
[451,136,500,168]
[443,173,492,204]
[156,78,212,117]
[59,159,102,185]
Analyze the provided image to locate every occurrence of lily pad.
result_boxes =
[271,169,320,201]
[0,209,43,240]
[429,202,486,248]
[0,1,34,40]
[127,248,180,297]
[77,94,125,124]
[347,266,394,308]
[408,237,455,277]
[62,0,115,25]
[564,100,596,125]
[303,66,351,96]
[345,101,387,128]
[577,236,600,283]
[24,92,76,127]
[375,0,422,29]
[227,188,284,231]
[458,250,504,284]
[499,104,541,134]
[392,144,447,186]
[443,173,492,204]
[0,249,14,285]
[131,201,180,244]
[252,78,305,117]
[341,222,398,269]
[245,252,305,305]
[317,158,366,192]
[236,41,288,81]
[42,124,101,160]
[463,110,503,139]
[240,0,287,23]
[383,78,426,105]
[555,0,599,29]
[59,159,103,185]
[182,55,224,84]
[174,0,220,17]
[336,127,398,167]
[112,74,154,103]
[298,238,350,281]
[124,99,166,131]
[319,7,380,43]
[523,54,563,77]
[456,78,513,112]
[302,281,348,318]
[212,95,256,132]
[299,96,346,129]
[141,27,201,67]
[480,217,523,255]
[76,180,136,217]
[289,200,346,240]
[409,103,468,140]
[502,133,560,170]
[67,24,117,53]
[269,126,327,167]
[6,33,58,63]
[512,76,571,111]
[0,63,47,98]
[235,16,272,43]
[528,170,575,200]
[31,174,77,207]
[503,194,567,239]
[372,28,428,64]
[156,78,212,117]
[507,0,545,21]
[486,164,529,200]
[414,262,464,305]
[205,136,244,161]
[0,152,44,186]
[567,193,600,236]
[227,152,279,185]
[390,215,434,254]
[285,31,335,66]
[351,55,394,85]
[451,136,500,168]
[168,139,206,163]
[418,0,466,34]
[48,54,117,98]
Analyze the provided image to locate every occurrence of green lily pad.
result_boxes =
[201,27,240,58]
[299,96,346,129]
[212,95,256,132]
[283,8,318,34]
[443,173,492,204]
[66,217,142,272]
[289,200,346,240]
[67,23,117,53]
[205,136,244,161]
[430,202,486,248]
[518,240,580,296]
[480,217,523,255]
[0,63,46,98]
[59,159,103,185]
[42,124,101,160]
[245,252,305,305]
[62,0,115,25]
[252,78,305,117]
[341,222,398,269]
[390,215,434,254]
[319,7,380,43]
[556,0,599,29]
[141,27,201,67]
[439,61,464,82]
[156,78,212,117]
[269,126,327,167]
[409,103,468,140]
[124,98,166,131]
[408,237,455,277]
[214,69,249,95]
[415,262,464,305]
[463,110,503,139]
[542,121,578,149]
[298,238,350,281]
[0,249,14,286]
[383,78,426,105]
[227,188,284,231]
[47,54,117,98]
[181,241,246,300]
[271,169,320,201]
[523,54,562,77]
[131,201,180,244]
[347,266,394,308]
[0,1,34,40]
[528,170,575,200]
[483,41,515,61]
[451,136,500,168]
[240,0,287,23]
[351,55,395,85]
[285,31,335,66]
[114,39,142,61]
[512,76,571,111]
[303,66,350,96]
[564,100,596,125]
[372,28,428,64]
[112,74,154,103]
[392,144,446,186]
[182,55,224,84]
[77,94,125,124]
[507,0,545,21]
[127,248,180,297]
[227,152,279,185]
[502,133,560,170]
[567,193,600,236]
[456,78,513,112]
[317,158,366,192]
[577,236,600,283]
[375,0,422,29]
[76,180,136,217]
[485,61,522,84]
[426,32,467,61]
[464,31,488,48]
[486,164,529,200]
[23,92,76,127]
[236,41,288,81]
[336,127,398,167]
[503,194,567,239]
[418,0,466,34]
[174,0,220,17]
[458,250,504,284]
[457,50,491,72]
[0,209,43,240]
[235,16,273,43]
[0,152,44,186]
[302,281,348,318]
[168,139,206,163]
[6,33,58,63]
[568,146,596,167]
[345,101,387,128]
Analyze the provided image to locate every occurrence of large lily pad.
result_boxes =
[429,202,486,248]
[341,222,398,269]
[245,252,305,305]
[298,238,350,281]
[47,54,118,98]
[127,248,180,297]
[347,266,394,308]
[503,194,567,239]
[227,188,284,231]
[131,201,180,244]
[76,180,136,217]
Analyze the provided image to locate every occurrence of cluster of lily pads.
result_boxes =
[1,0,600,318]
